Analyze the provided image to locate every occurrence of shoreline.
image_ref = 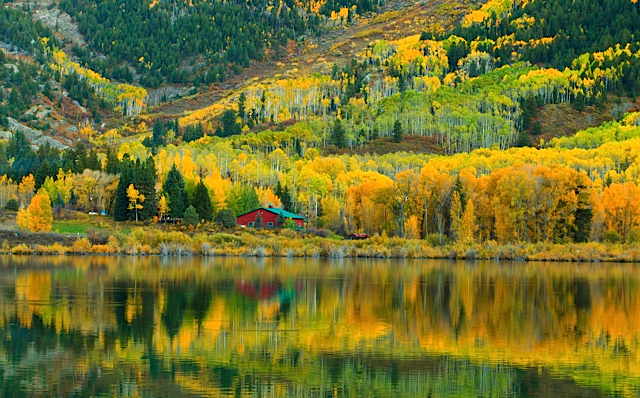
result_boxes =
[2,232,640,263]
[3,252,640,263]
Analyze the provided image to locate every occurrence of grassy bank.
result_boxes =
[3,227,640,262]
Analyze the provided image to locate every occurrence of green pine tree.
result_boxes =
[216,208,236,228]
[163,164,188,218]
[183,205,199,226]
[331,119,346,147]
[192,180,213,221]
[392,119,403,143]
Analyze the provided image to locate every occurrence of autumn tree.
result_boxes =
[449,191,462,241]
[597,182,640,242]
[226,185,260,216]
[17,174,35,207]
[458,199,477,244]
[127,184,145,222]
[158,195,169,222]
[16,189,53,232]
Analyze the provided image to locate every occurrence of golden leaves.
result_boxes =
[17,190,53,233]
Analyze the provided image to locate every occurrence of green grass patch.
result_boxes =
[53,221,93,235]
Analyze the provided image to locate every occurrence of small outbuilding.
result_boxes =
[236,207,305,228]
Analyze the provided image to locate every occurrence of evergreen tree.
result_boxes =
[138,158,158,220]
[218,110,241,137]
[392,119,403,143]
[106,150,120,174]
[574,208,593,243]
[113,159,133,221]
[216,208,236,228]
[151,120,166,147]
[163,164,188,218]
[331,119,346,147]
[275,181,293,211]
[86,150,101,170]
[183,205,199,226]
[238,92,246,121]
[192,180,213,221]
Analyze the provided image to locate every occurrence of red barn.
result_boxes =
[236,207,305,228]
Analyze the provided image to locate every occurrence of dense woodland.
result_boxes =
[3,110,640,246]
[173,0,640,155]
[1,0,640,250]
[59,0,377,86]
[448,0,640,69]
[0,6,117,122]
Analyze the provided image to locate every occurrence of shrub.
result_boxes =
[628,228,640,244]
[4,199,18,211]
[603,230,622,244]
[425,233,449,247]
[209,233,244,246]
[87,229,110,245]
[71,238,92,253]
[11,244,32,254]
[184,205,199,226]
[216,208,236,228]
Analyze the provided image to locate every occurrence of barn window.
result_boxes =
[267,222,274,227]
[248,222,255,227]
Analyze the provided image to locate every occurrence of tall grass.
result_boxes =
[2,228,640,262]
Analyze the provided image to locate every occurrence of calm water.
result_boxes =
[0,256,639,397]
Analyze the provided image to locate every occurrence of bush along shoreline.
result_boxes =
[3,229,640,263]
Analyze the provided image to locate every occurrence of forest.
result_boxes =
[59,0,379,86]
[1,0,640,258]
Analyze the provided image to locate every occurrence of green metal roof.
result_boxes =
[263,207,306,220]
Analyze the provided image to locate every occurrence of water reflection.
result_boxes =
[0,256,639,397]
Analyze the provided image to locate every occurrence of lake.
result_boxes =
[0,256,639,397]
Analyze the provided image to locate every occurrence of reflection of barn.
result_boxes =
[236,207,305,228]
[235,280,302,320]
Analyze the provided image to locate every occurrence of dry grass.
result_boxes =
[3,228,640,263]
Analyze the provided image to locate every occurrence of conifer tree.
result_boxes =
[192,180,213,221]
[331,119,346,147]
[113,158,133,221]
[275,181,293,211]
[106,150,120,174]
[392,119,403,143]
[184,205,199,226]
[216,208,236,228]
[138,158,158,220]
[163,164,188,218]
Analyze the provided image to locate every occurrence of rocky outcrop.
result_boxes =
[5,118,69,149]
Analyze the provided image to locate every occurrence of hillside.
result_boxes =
[2,0,640,252]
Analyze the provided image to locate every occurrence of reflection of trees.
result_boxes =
[0,257,638,396]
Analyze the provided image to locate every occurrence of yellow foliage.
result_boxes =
[18,190,53,232]
[256,187,282,208]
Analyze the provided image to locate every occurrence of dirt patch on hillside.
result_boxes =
[150,0,480,119]
[529,97,640,144]
[332,135,443,155]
